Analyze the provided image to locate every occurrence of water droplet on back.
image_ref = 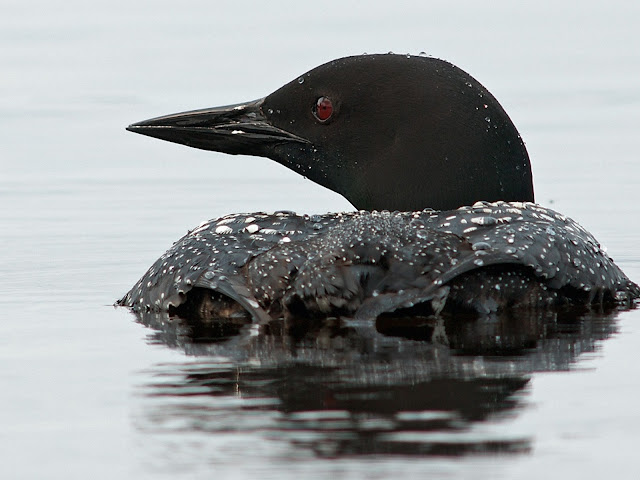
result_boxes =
[472,241,491,251]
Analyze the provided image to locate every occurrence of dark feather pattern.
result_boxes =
[118,202,639,320]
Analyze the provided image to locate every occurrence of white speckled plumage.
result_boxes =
[118,202,639,321]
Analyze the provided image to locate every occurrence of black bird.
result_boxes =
[118,54,639,322]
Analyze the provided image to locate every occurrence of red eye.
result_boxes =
[313,96,333,122]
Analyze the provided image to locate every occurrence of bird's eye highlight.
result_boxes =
[313,96,333,122]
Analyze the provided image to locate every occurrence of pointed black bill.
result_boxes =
[126,98,309,156]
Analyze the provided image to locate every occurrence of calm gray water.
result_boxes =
[2,1,640,478]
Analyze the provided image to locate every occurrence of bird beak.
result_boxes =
[126,97,309,155]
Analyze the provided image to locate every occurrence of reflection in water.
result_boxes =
[132,307,622,459]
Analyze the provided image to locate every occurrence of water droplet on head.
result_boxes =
[418,51,427,57]
[297,76,304,84]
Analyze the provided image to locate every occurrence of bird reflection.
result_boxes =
[131,306,622,457]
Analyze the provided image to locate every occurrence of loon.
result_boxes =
[118,54,639,322]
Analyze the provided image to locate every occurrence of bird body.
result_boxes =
[118,54,639,320]
[120,204,638,321]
